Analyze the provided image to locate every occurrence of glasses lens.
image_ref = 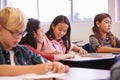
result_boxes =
[22,32,28,37]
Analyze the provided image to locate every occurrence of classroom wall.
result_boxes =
[0,0,120,44]
[43,0,120,44]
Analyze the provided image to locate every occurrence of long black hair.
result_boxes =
[19,18,40,49]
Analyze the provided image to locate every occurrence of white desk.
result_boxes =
[0,77,22,80]
[0,68,110,80]
[60,53,115,70]
[60,68,110,80]
[64,53,115,61]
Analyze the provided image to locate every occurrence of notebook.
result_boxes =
[80,53,102,57]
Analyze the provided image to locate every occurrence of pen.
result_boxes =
[52,44,56,50]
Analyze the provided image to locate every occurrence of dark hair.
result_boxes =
[46,15,71,53]
[92,13,116,47]
[19,18,40,49]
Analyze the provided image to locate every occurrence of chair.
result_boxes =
[82,43,91,53]
[115,54,120,62]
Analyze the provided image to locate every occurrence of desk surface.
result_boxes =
[0,68,110,80]
[60,53,115,70]
[64,53,115,61]
[61,68,110,80]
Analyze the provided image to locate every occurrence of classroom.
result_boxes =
[0,0,120,80]
[0,0,120,44]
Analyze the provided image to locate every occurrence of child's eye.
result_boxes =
[104,20,111,24]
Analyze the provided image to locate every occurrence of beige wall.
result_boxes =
[1,0,119,44]
[43,0,120,44]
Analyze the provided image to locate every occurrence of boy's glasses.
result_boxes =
[3,27,27,37]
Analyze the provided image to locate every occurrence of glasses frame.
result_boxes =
[3,27,27,37]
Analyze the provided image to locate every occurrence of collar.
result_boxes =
[0,43,20,54]
[51,39,64,44]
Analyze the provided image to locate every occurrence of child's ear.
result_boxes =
[52,24,55,30]
[0,25,3,31]
[96,21,100,27]
[33,31,36,37]
[0,25,3,34]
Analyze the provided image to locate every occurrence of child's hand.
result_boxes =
[52,62,69,73]
[78,48,88,55]
[35,62,53,74]
[45,62,53,72]
[67,51,75,58]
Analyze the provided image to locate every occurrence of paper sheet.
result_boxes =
[17,72,67,79]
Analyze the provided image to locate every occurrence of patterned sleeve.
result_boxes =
[22,46,48,65]
[115,37,120,48]
[89,35,100,53]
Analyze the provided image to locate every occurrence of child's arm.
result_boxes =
[54,51,75,61]
[71,45,87,55]
[0,61,69,76]
[0,63,49,76]
[23,44,54,61]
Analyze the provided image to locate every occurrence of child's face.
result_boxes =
[0,25,26,50]
[97,17,112,34]
[34,24,44,43]
[52,22,68,40]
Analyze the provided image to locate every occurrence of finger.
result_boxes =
[52,63,57,73]
[79,50,87,55]
[56,64,65,73]
[60,66,65,73]
[65,65,69,72]
[46,62,53,71]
